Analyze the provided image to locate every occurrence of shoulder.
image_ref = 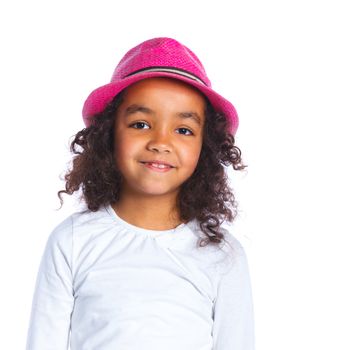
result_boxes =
[216,231,252,285]
[187,220,249,274]
[206,229,250,279]
[46,214,73,245]
[44,205,100,247]
[71,204,113,229]
[41,213,75,261]
[221,230,247,259]
[41,206,105,253]
[47,205,120,255]
[186,220,246,260]
[49,205,112,238]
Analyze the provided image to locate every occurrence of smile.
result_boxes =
[140,162,174,172]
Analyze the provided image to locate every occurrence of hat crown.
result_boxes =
[111,37,211,87]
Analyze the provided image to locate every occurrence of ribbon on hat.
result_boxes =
[124,66,207,86]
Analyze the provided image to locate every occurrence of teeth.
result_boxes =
[148,162,170,168]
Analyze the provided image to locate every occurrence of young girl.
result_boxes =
[26,37,255,350]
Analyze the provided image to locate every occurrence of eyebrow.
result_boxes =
[124,104,202,126]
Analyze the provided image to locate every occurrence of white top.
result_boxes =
[26,204,255,350]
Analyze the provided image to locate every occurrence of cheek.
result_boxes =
[113,132,140,168]
[180,141,203,168]
[114,138,128,163]
[113,129,129,166]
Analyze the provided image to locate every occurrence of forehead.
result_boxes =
[121,77,207,112]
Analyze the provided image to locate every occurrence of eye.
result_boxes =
[176,127,194,136]
[129,122,194,136]
[129,121,150,129]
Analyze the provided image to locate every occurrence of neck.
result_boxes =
[111,192,184,231]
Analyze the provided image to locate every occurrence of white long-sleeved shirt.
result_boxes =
[26,204,255,350]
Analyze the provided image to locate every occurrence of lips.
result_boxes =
[141,162,174,172]
[140,161,174,168]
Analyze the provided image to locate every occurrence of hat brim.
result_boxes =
[82,71,239,135]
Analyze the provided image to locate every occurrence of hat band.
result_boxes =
[124,66,207,86]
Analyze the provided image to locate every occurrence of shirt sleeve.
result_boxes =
[212,235,255,350]
[26,216,74,350]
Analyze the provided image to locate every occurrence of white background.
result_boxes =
[1,0,336,349]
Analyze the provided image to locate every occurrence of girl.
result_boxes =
[26,37,255,350]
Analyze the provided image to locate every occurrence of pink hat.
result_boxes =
[82,37,239,134]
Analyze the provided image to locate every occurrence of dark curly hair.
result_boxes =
[57,88,246,248]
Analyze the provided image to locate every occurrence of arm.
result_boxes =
[212,236,255,350]
[26,216,74,350]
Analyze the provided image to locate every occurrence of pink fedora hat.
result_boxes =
[82,37,239,134]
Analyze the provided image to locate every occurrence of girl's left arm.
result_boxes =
[212,236,255,350]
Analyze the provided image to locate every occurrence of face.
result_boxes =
[113,77,206,200]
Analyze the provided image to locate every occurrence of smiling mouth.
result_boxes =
[140,162,174,172]
[140,161,174,168]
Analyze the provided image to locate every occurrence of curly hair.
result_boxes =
[57,88,246,248]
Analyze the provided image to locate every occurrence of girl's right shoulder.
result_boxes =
[47,205,113,244]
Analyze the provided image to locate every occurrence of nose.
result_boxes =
[146,129,172,153]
